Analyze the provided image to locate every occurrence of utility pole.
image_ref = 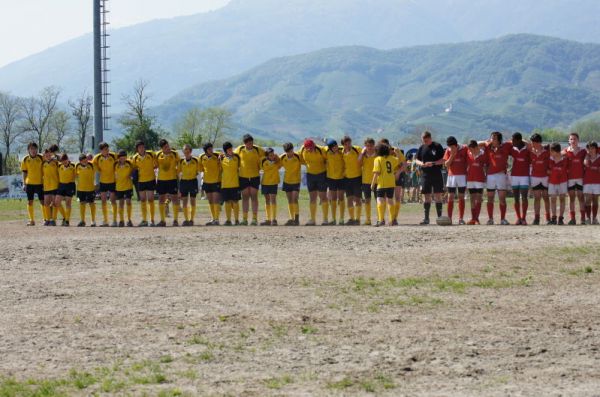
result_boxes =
[93,0,103,152]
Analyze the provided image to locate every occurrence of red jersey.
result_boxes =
[486,142,512,175]
[565,147,586,180]
[584,155,600,185]
[510,146,530,177]
[530,149,550,178]
[548,156,569,184]
[443,145,468,176]
[467,149,487,183]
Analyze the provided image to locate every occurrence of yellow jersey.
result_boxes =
[343,145,362,179]
[261,157,281,186]
[93,152,117,184]
[221,154,240,189]
[361,151,377,184]
[156,150,181,181]
[280,153,302,184]
[42,159,59,191]
[58,162,76,184]
[115,160,134,192]
[76,163,96,192]
[234,145,265,178]
[131,151,157,183]
[179,157,200,180]
[373,155,399,189]
[299,145,327,175]
[394,147,406,167]
[21,154,44,185]
[199,153,221,184]
[325,147,345,180]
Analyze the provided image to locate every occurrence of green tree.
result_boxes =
[573,120,600,142]
[532,128,569,143]
[173,107,232,148]
[174,108,204,148]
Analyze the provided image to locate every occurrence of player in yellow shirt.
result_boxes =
[131,140,157,227]
[260,148,282,225]
[220,141,241,225]
[115,150,135,227]
[156,139,181,227]
[42,148,60,226]
[179,144,200,226]
[200,143,222,225]
[235,134,265,225]
[380,139,407,226]
[371,143,401,227]
[341,136,363,225]
[93,142,118,227]
[56,154,76,226]
[21,142,44,226]
[325,139,345,225]
[358,138,377,225]
[280,142,302,225]
[76,154,97,227]
[299,139,328,225]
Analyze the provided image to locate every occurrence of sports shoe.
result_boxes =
[344,219,355,226]
[521,219,528,226]
[305,220,316,226]
[156,220,167,227]
[150,222,156,227]
[61,219,67,227]
[585,219,592,225]
[43,220,50,226]
[558,217,565,225]
[329,220,337,226]
[239,220,248,226]
[26,221,35,226]
[126,220,134,227]
[90,222,96,227]
[515,219,522,225]
[182,220,189,227]
[420,218,430,225]
[458,219,466,225]
[138,221,149,227]
[391,220,399,226]
[111,221,118,227]
[206,220,215,226]
[271,220,278,226]
[568,218,576,225]
[532,218,540,225]
[364,220,372,226]
[338,219,345,226]
[321,221,329,226]
[118,221,125,227]
[547,218,555,225]
[77,221,85,227]
[486,219,494,225]
[581,219,587,225]
[593,218,599,225]
[172,220,179,227]
[375,221,384,227]
[284,219,295,226]
[49,220,56,226]
[500,219,510,226]
[467,219,477,225]
[189,220,194,226]
[234,220,240,226]
[260,220,272,226]
[250,220,258,226]
[224,220,233,226]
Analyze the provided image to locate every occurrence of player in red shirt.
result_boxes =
[583,141,600,224]
[443,136,468,225]
[564,133,587,224]
[509,132,531,225]
[480,131,511,225]
[466,140,487,224]
[528,133,551,225]
[548,143,569,225]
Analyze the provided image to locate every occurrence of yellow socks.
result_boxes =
[365,202,372,223]
[265,204,272,221]
[191,204,196,221]
[112,203,117,223]
[127,202,132,221]
[389,203,395,220]
[225,202,232,221]
[102,202,108,223]
[40,203,46,220]
[159,203,166,221]
[349,206,355,221]
[183,205,190,222]
[173,203,180,222]
[52,206,58,221]
[118,206,124,222]
[339,200,345,220]
[377,201,386,222]
[330,200,337,221]
[57,204,66,220]
[243,212,249,222]
[65,207,71,222]
[79,203,86,223]
[288,203,294,219]
[356,204,362,222]
[148,200,155,223]
[27,204,34,222]
[141,201,147,222]
[233,202,240,221]
[90,203,96,222]
[271,203,277,221]
[310,203,317,221]
[321,202,329,222]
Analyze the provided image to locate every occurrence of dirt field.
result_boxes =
[1,206,600,396]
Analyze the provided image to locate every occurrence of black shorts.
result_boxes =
[43,189,58,196]
[57,183,76,197]
[99,182,116,193]
[327,178,345,191]
[25,184,44,201]
[261,184,278,195]
[447,187,467,195]
[156,179,178,195]
[468,188,484,194]
[77,191,96,204]
[221,187,241,202]
[396,173,405,187]
[307,172,327,193]
[282,183,300,192]
[179,179,199,197]
[568,184,583,191]
[421,172,445,194]
[239,177,260,190]
[532,183,548,191]
[138,180,156,192]
[203,183,221,193]
[377,188,395,199]
[116,189,133,200]
[344,177,362,197]
[362,184,373,200]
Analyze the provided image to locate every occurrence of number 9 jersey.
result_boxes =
[373,155,399,189]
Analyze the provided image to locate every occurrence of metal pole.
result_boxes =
[93,0,103,153]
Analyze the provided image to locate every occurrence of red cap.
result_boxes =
[304,139,315,149]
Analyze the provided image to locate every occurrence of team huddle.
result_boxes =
[19,131,600,227]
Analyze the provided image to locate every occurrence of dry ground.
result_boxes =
[1,204,600,396]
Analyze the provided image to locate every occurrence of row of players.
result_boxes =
[19,131,600,227]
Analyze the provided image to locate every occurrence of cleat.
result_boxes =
[156,221,166,227]
[391,220,399,226]
[235,220,240,225]
[77,221,85,227]
[90,222,96,227]
[26,221,35,226]
[250,220,258,226]
[321,221,329,226]
[419,218,430,225]
[239,220,248,226]
[111,221,118,227]
[260,220,272,226]
[515,219,522,225]
[49,220,56,226]
[467,219,477,225]
[213,220,220,226]
[521,219,528,226]
[182,220,189,227]
[150,222,156,227]
[486,219,494,225]
[500,219,510,225]
[546,219,555,225]
[206,220,215,226]
[364,220,372,226]
[189,220,194,226]
[338,219,345,226]
[118,221,125,227]
[284,219,295,226]
[585,219,592,225]
[271,220,278,226]
[532,218,540,225]
[224,220,233,226]
[329,220,337,226]
[126,221,133,227]
[61,219,67,226]
[375,221,384,227]
[593,219,599,225]
[305,220,316,226]
[558,217,565,225]
[172,220,179,227]
[581,220,587,225]
[568,218,576,225]
[138,221,149,227]
[100,222,110,227]
[458,219,466,225]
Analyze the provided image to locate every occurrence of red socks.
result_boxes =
[458,198,465,220]
[448,200,454,219]
[500,202,507,220]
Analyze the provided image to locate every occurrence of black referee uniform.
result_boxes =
[416,141,445,222]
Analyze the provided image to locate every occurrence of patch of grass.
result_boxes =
[159,355,174,364]
[186,334,213,347]
[158,388,184,397]
[327,377,354,390]
[198,351,215,362]
[68,369,97,390]
[326,374,397,393]
[179,369,198,380]
[301,325,318,335]
[565,266,594,276]
[264,375,293,389]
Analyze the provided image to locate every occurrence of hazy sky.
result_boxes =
[0,0,230,67]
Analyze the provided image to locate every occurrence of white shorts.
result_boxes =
[568,179,583,188]
[447,175,467,188]
[530,177,549,189]
[486,173,509,191]
[548,183,568,196]
[511,175,530,189]
[583,184,600,195]
[467,181,485,190]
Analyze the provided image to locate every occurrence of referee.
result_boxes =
[415,131,445,224]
